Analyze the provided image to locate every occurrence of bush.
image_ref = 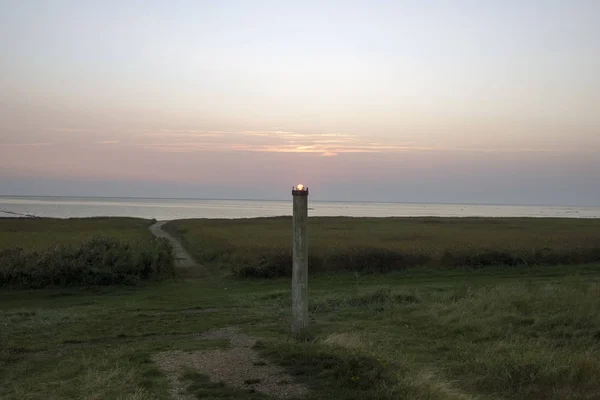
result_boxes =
[231,249,293,278]
[230,247,430,278]
[228,245,600,278]
[0,237,174,289]
[230,245,600,278]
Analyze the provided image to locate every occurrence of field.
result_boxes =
[164,217,600,276]
[2,266,600,399]
[0,218,174,288]
[0,217,155,250]
[2,217,600,399]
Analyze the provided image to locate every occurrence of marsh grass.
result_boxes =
[0,218,173,288]
[0,237,174,288]
[165,217,600,277]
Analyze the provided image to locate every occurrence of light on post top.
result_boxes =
[296,184,305,191]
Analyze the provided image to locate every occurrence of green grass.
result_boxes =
[181,370,271,399]
[2,265,600,399]
[164,217,600,277]
[254,340,398,399]
[2,217,600,399]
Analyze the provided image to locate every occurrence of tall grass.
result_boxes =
[165,217,600,277]
[0,237,174,288]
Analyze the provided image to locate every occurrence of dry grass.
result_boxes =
[165,217,600,276]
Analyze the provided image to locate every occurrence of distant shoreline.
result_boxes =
[1,194,598,209]
[1,198,600,220]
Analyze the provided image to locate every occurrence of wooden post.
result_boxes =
[292,184,309,337]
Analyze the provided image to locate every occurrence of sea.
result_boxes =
[1,196,599,220]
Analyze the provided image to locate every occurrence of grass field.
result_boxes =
[164,217,600,276]
[2,217,600,399]
[0,217,155,250]
[2,265,600,399]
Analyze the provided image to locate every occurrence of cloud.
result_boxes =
[0,142,53,147]
[95,140,120,145]
[454,146,554,153]
[138,131,226,138]
[134,128,593,156]
[136,128,433,155]
[47,128,90,133]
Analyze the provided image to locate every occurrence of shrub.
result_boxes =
[0,237,174,289]
[228,245,600,278]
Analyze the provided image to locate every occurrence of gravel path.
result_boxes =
[149,221,197,268]
[152,328,308,400]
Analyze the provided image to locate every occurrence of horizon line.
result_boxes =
[0,194,598,209]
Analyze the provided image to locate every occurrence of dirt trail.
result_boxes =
[152,328,308,400]
[149,221,197,268]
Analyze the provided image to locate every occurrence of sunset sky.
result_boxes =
[1,1,599,205]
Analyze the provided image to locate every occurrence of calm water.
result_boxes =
[1,196,599,220]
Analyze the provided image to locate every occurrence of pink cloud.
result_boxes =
[0,142,54,147]
[95,140,120,145]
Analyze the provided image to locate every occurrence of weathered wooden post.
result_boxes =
[292,184,309,337]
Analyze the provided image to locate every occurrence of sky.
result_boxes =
[1,0,599,205]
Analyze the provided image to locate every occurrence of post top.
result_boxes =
[292,185,309,196]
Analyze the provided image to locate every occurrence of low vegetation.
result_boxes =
[0,218,174,288]
[181,370,270,399]
[0,237,174,288]
[2,217,600,398]
[165,217,600,277]
[2,265,600,399]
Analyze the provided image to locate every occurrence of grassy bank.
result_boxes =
[165,217,600,277]
[0,218,174,288]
